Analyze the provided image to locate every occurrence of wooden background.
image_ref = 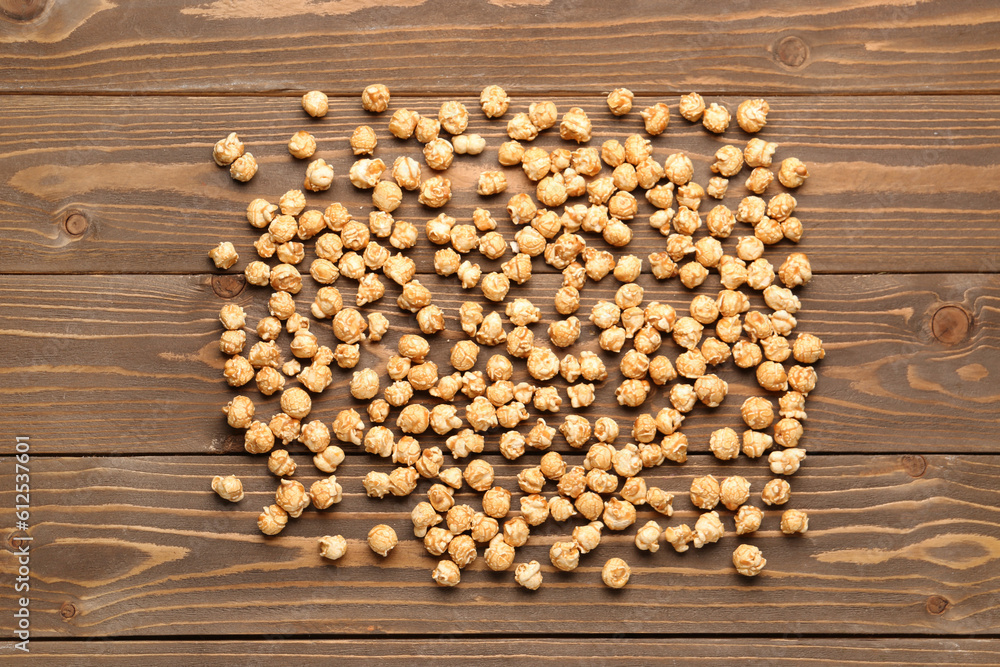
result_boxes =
[1,0,999,663]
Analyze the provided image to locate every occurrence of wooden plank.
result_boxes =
[0,453,998,637]
[1,95,999,275]
[8,638,1000,665]
[0,272,996,455]
[1,1,999,95]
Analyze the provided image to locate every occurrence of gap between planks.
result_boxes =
[19,632,1000,642]
[7,451,996,459]
[2,90,1000,98]
[4,270,1000,277]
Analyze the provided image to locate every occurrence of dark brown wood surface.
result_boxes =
[6,638,1000,665]
[1,95,998,274]
[2,454,998,637]
[1,0,999,95]
[1,0,999,661]
[1,272,996,455]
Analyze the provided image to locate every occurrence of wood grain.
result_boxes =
[0,272,996,456]
[1,95,999,275]
[1,0,1000,95]
[7,638,1000,665]
[3,0,999,653]
[1,453,998,637]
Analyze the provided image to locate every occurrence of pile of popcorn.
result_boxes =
[208,83,821,588]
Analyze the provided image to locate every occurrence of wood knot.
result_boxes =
[6,531,27,552]
[901,454,926,477]
[0,0,47,21]
[63,211,89,236]
[925,595,950,615]
[931,305,971,345]
[774,36,809,69]
[212,274,245,299]
[60,602,77,620]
